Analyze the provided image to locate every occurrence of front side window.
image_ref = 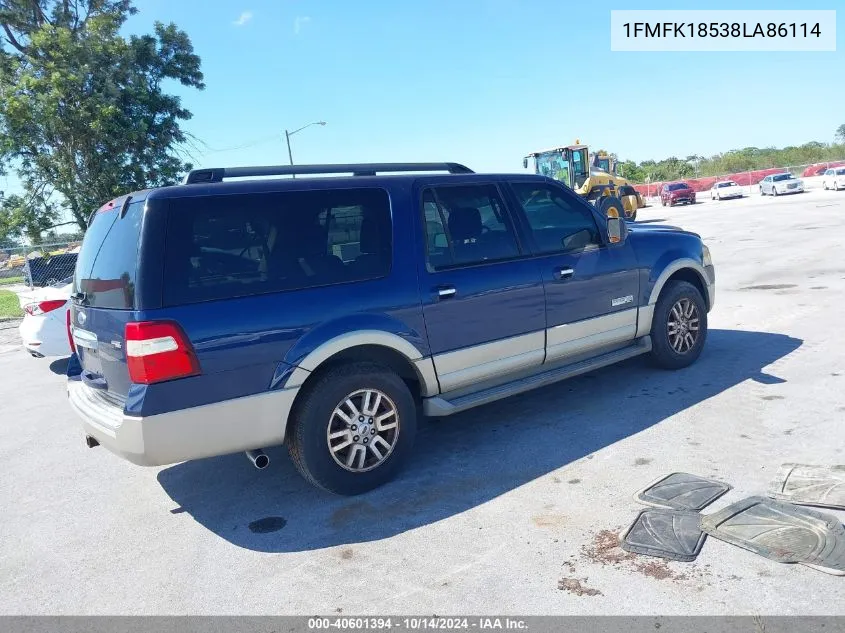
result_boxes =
[163,188,392,305]
[511,182,601,254]
[421,184,520,270]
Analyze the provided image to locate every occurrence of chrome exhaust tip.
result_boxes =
[245,449,270,470]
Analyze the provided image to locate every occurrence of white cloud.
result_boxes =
[233,11,253,27]
[294,16,311,35]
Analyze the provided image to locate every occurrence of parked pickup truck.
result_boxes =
[66,162,715,495]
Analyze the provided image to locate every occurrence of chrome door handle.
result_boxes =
[553,267,574,281]
[437,286,456,299]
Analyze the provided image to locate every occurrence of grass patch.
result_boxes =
[0,289,23,319]
[0,276,24,287]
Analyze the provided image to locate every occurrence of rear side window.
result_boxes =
[74,200,145,309]
[162,188,391,305]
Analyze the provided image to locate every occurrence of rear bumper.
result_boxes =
[67,377,298,466]
[19,315,70,358]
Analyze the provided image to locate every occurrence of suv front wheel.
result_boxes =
[649,280,708,370]
[287,362,417,495]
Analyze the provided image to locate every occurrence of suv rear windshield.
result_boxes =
[162,188,392,306]
[74,199,145,309]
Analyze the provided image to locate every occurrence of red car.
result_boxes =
[660,182,696,207]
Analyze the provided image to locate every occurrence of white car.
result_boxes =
[760,173,804,196]
[822,167,845,191]
[710,180,743,200]
[18,279,73,358]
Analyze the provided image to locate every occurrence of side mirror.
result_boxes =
[607,216,625,244]
[522,158,528,170]
[596,196,628,245]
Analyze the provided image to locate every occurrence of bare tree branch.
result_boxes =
[1,23,28,54]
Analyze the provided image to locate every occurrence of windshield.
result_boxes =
[772,174,792,181]
[535,152,571,186]
[668,183,689,191]
[595,157,610,172]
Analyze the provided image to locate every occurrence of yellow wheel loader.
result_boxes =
[523,142,644,219]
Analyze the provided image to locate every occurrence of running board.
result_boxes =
[423,336,652,417]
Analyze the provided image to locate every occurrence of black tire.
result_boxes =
[286,361,417,495]
[649,280,708,370]
[824,182,829,190]
[772,186,778,197]
[760,186,765,196]
[661,198,666,207]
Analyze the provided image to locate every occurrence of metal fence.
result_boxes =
[0,241,80,291]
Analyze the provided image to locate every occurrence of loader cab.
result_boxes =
[523,144,590,192]
[591,152,616,176]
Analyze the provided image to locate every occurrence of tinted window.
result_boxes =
[836,168,845,175]
[511,182,601,254]
[618,185,636,196]
[717,182,737,188]
[668,183,689,191]
[163,188,391,305]
[772,174,791,181]
[422,184,520,270]
[75,200,145,309]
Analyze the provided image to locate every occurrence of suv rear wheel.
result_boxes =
[287,362,417,495]
[649,280,707,370]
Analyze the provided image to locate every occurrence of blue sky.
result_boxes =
[2,0,843,204]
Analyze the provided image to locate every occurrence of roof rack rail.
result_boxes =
[182,162,474,184]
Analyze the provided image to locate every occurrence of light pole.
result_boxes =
[284,121,326,178]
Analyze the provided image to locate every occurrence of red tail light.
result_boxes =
[24,299,67,316]
[66,309,76,354]
[124,321,201,385]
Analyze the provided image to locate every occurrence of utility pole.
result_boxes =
[284,121,326,179]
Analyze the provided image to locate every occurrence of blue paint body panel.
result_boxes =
[68,172,710,421]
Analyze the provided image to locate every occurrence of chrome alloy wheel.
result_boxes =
[667,298,700,354]
[326,389,400,472]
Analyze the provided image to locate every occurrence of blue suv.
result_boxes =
[66,162,715,495]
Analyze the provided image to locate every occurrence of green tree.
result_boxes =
[0,0,204,231]
[0,191,58,244]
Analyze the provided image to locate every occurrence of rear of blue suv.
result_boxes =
[68,163,715,495]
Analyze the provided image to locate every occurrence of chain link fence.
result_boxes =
[0,241,80,291]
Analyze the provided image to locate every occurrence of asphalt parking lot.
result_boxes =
[1,188,844,615]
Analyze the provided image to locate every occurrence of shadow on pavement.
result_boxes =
[636,218,668,224]
[49,357,70,375]
[157,329,801,552]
